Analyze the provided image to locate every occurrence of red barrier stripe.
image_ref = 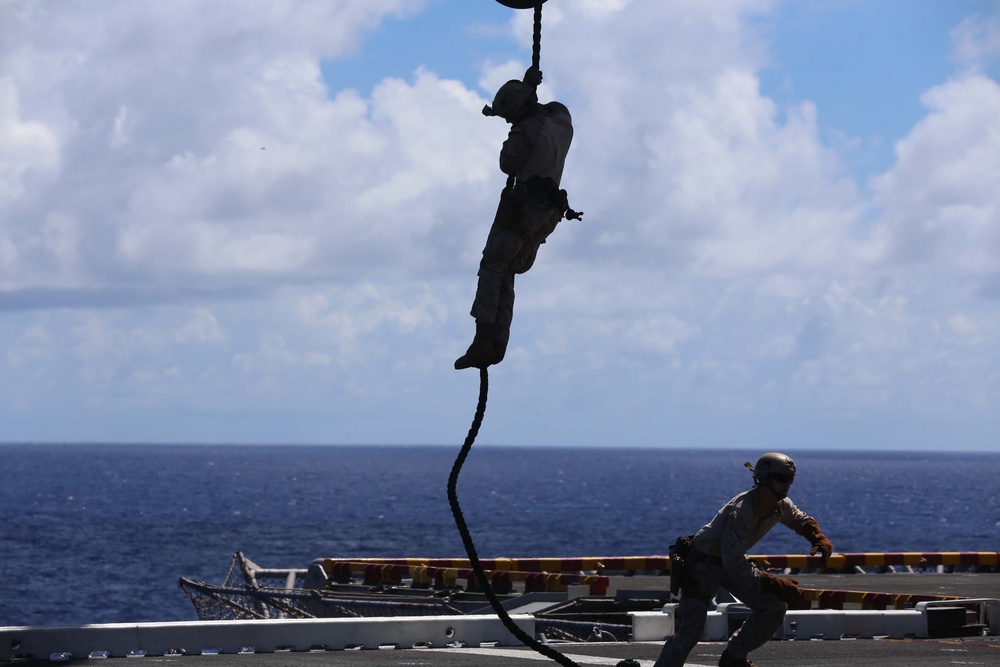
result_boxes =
[323,552,999,577]
[800,587,961,610]
[757,552,1000,569]
[323,559,611,594]
[517,558,542,572]
[820,590,846,610]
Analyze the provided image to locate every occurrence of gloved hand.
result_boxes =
[810,535,833,561]
[759,571,801,605]
[522,66,543,87]
[797,518,833,562]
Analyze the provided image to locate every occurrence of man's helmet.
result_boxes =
[483,80,536,119]
[752,452,796,483]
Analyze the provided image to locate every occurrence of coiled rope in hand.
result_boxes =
[447,367,581,667]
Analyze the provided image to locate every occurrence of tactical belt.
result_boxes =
[510,176,584,221]
[511,178,553,203]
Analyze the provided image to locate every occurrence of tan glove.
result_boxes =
[759,570,801,605]
[796,518,833,562]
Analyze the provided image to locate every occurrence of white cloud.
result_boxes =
[0,77,60,201]
[0,0,997,449]
[870,74,1000,284]
[522,0,858,286]
[110,105,132,149]
[296,283,446,365]
[2,0,462,292]
[174,308,226,343]
[951,10,1000,69]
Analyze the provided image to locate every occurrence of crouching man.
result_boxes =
[655,452,833,667]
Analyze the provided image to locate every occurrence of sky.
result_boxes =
[2,0,999,451]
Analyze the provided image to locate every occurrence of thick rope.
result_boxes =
[508,4,542,193]
[448,367,581,667]
[532,3,542,72]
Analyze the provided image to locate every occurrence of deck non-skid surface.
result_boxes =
[7,573,1000,666]
[14,637,999,667]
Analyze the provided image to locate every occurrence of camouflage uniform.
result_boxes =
[469,101,573,361]
[654,487,817,667]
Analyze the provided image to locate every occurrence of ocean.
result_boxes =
[1,444,998,628]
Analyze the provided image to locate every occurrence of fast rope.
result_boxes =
[531,3,542,72]
[448,4,597,666]
[494,0,544,77]
[447,368,583,667]
[496,1,545,192]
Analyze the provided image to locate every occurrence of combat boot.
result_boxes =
[454,321,497,370]
[719,650,757,667]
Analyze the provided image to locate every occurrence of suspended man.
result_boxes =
[455,67,579,370]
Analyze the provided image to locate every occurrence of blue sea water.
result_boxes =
[1,444,998,627]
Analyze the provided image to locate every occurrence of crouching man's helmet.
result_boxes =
[483,80,537,119]
[751,452,796,483]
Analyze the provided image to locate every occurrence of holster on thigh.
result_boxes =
[493,187,526,234]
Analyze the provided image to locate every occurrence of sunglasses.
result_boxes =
[769,474,794,485]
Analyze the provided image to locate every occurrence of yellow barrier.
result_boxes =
[321,551,999,576]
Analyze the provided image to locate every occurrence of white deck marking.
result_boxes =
[439,646,714,666]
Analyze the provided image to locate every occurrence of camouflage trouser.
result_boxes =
[470,198,561,362]
[653,561,787,667]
